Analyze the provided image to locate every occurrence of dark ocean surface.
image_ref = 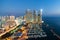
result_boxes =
[43,16,60,36]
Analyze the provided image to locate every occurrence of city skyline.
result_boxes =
[0,0,60,40]
[0,0,60,16]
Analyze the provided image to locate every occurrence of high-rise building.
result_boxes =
[24,15,26,21]
[37,9,43,32]
[10,16,15,21]
[1,16,6,21]
[38,9,42,24]
[40,9,42,23]
[5,16,10,21]
[25,9,32,23]
[33,10,36,23]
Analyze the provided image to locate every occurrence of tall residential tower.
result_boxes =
[33,10,36,23]
[38,9,42,24]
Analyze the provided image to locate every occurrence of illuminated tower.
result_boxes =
[40,9,43,23]
[38,9,42,24]
[25,9,29,23]
[10,16,15,21]
[29,10,32,22]
[33,10,36,23]
[38,9,43,32]
[26,9,32,23]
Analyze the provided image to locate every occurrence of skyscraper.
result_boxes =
[38,9,42,24]
[33,10,36,23]
[25,9,32,23]
[38,9,43,32]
